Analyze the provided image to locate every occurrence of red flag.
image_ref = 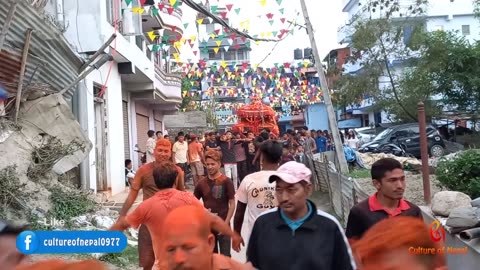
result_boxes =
[171,26,177,32]
[167,7,174,14]
[158,3,165,10]
[220,12,228,19]
[226,4,233,11]
[140,0,146,6]
[193,51,198,56]
[215,29,220,35]
[266,13,274,19]
[230,34,236,40]
[280,18,286,23]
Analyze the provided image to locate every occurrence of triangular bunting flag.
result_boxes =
[279,8,284,14]
[276,0,283,5]
[213,47,220,54]
[280,18,286,23]
[224,46,230,52]
[269,20,274,26]
[152,7,159,15]
[167,7,174,14]
[234,8,241,15]
[259,0,267,7]
[125,0,133,6]
[196,18,204,24]
[183,23,189,29]
[211,5,218,12]
[169,0,177,6]
[215,40,222,47]
[147,31,156,41]
[266,13,274,19]
[226,4,233,12]
[193,50,198,56]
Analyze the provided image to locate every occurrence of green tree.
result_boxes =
[337,0,433,122]
[180,77,197,111]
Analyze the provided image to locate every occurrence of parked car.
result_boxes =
[358,123,446,158]
[354,127,377,146]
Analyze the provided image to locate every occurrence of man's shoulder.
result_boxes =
[350,198,370,213]
[255,208,279,222]
[313,209,344,230]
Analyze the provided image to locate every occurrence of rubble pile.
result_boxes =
[0,93,92,223]
[431,191,480,240]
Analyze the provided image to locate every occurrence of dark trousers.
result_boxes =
[213,233,231,257]
[177,162,189,184]
[236,160,248,184]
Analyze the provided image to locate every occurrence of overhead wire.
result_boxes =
[181,0,286,42]
[99,0,118,97]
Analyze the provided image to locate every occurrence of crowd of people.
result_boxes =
[1,128,450,270]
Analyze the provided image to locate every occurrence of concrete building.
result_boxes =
[337,0,478,127]
[194,4,252,130]
[43,0,183,195]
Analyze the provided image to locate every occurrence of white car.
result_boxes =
[354,127,377,146]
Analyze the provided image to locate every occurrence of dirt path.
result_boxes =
[354,172,445,206]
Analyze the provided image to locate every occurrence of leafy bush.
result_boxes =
[436,150,480,199]
[48,186,97,227]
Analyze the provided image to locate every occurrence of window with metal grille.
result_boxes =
[462,25,470,35]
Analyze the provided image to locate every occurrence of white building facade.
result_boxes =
[44,0,183,195]
[338,0,479,126]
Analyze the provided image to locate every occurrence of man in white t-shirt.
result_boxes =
[233,140,283,244]
[172,133,189,185]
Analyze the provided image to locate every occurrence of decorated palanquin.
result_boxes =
[231,98,280,137]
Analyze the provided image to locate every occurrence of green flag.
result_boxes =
[279,8,284,14]
[183,23,189,29]
[276,0,283,5]
[235,8,241,15]
[152,7,159,15]
[211,5,218,12]
[125,0,132,7]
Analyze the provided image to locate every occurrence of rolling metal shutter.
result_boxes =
[122,101,130,159]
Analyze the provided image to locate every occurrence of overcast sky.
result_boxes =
[178,0,347,66]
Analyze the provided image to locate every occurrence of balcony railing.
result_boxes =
[159,0,183,20]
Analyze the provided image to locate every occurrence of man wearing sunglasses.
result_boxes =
[0,219,28,270]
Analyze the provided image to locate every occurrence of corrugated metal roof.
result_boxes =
[0,1,83,101]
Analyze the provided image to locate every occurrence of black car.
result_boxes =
[358,123,445,158]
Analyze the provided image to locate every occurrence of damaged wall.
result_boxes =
[0,93,92,218]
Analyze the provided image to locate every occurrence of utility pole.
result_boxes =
[300,0,349,174]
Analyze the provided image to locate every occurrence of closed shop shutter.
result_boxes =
[122,101,130,159]
[136,114,150,152]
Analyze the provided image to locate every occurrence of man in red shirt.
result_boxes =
[194,150,235,257]
[111,161,241,270]
[345,158,423,242]
[115,139,184,270]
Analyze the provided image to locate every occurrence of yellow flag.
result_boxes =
[216,40,222,47]
[303,61,309,67]
[190,36,196,41]
[213,47,220,54]
[147,31,156,41]
[260,32,265,38]
[169,0,177,6]
[174,41,182,49]
[260,0,267,7]
[196,18,204,24]
[255,41,260,45]
[221,61,227,68]
[210,33,217,39]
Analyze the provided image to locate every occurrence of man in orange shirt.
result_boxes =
[188,134,205,186]
[160,205,254,270]
[111,161,241,270]
[115,139,184,270]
